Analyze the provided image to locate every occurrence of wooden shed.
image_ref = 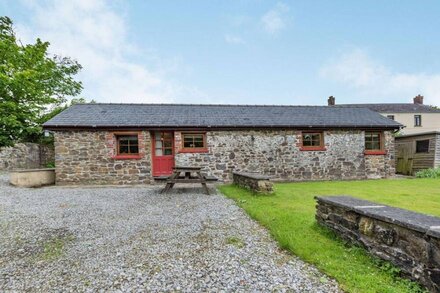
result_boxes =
[395,131,440,175]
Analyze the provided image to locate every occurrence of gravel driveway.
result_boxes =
[0,173,340,292]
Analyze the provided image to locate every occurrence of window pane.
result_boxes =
[164,140,172,148]
[119,145,129,154]
[155,148,163,156]
[183,134,205,148]
[129,145,138,154]
[371,141,380,150]
[183,141,193,148]
[414,115,422,126]
[416,140,429,153]
[194,141,204,148]
[126,135,138,141]
[302,133,322,147]
[365,132,381,150]
[117,135,139,155]
[194,135,203,140]
[164,148,173,155]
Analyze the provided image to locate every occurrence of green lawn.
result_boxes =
[219,179,440,293]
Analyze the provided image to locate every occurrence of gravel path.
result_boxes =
[0,173,340,292]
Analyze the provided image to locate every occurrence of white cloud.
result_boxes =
[261,2,290,35]
[224,34,245,45]
[14,0,193,103]
[320,49,440,106]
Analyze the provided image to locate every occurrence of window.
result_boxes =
[117,135,139,155]
[414,115,422,127]
[416,139,430,153]
[182,133,206,150]
[154,132,173,156]
[301,132,325,150]
[365,132,383,151]
[387,115,395,120]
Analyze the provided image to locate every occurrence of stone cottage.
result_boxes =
[43,103,402,185]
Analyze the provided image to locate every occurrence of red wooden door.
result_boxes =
[152,131,175,176]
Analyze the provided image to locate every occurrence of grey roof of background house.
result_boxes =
[335,103,440,113]
[43,103,402,129]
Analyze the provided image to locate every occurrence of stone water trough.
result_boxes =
[9,168,55,187]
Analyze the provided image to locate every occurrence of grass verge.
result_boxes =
[218,179,440,293]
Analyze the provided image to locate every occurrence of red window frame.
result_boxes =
[300,131,326,151]
[112,132,143,160]
[364,131,387,155]
[179,132,208,153]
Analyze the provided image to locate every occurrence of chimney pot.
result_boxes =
[413,94,424,104]
[328,96,335,106]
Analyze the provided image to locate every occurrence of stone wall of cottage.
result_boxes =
[175,130,395,181]
[53,129,395,184]
[54,130,151,185]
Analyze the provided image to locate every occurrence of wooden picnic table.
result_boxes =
[160,166,211,195]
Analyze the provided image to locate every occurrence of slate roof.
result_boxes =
[335,103,440,113]
[43,103,402,130]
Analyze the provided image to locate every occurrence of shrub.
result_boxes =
[415,167,440,178]
[45,162,55,168]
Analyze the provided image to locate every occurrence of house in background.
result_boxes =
[328,95,440,135]
[43,103,401,185]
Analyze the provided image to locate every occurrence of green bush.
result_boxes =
[45,162,55,168]
[415,168,440,178]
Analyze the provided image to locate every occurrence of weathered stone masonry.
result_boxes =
[175,130,395,182]
[0,143,54,171]
[316,196,440,292]
[55,130,151,185]
[54,129,394,185]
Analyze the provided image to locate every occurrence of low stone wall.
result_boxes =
[0,143,54,170]
[315,196,440,292]
[232,172,273,193]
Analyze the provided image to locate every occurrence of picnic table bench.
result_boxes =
[160,166,218,195]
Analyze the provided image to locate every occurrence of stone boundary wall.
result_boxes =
[315,196,440,292]
[0,143,54,171]
[232,172,273,193]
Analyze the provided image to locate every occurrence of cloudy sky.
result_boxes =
[2,0,440,106]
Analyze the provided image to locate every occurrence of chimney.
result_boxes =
[328,96,335,106]
[413,94,424,104]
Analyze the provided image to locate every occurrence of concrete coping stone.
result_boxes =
[232,172,272,180]
[11,168,56,173]
[315,195,440,239]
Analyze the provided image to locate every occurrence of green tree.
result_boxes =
[0,16,83,147]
